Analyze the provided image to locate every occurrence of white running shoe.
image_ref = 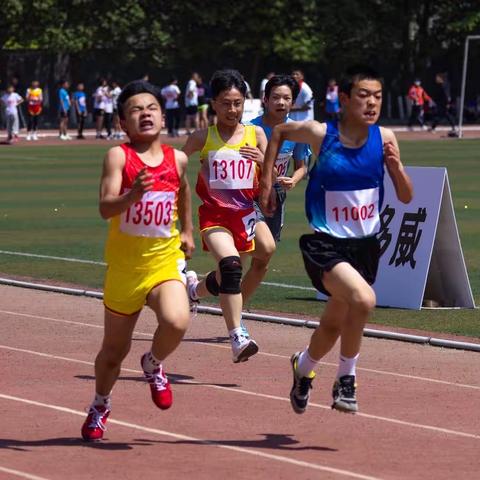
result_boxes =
[26,133,32,141]
[186,270,199,310]
[33,132,39,141]
[231,332,258,363]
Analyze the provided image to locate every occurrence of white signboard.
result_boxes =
[242,99,263,123]
[317,167,475,310]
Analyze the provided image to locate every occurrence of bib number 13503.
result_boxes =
[120,190,175,238]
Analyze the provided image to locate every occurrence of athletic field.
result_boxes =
[0,138,478,337]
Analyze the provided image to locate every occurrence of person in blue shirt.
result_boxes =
[241,75,311,308]
[260,65,413,415]
[73,83,88,139]
[58,80,71,140]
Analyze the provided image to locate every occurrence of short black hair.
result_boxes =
[339,65,383,96]
[264,74,300,102]
[210,69,247,99]
[117,80,162,119]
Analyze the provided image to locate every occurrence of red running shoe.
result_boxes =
[81,405,110,441]
[141,354,173,410]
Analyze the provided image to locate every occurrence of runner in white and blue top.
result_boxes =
[259,65,413,416]
[250,81,310,241]
[241,74,310,312]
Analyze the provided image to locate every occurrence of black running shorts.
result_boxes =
[299,232,380,296]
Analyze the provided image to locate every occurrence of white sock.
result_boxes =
[296,348,319,378]
[142,351,162,373]
[93,392,111,410]
[337,353,359,378]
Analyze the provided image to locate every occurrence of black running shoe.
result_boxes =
[332,375,358,413]
[289,352,316,414]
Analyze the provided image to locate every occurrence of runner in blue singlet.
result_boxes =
[259,65,413,415]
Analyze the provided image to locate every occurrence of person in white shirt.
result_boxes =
[94,78,108,139]
[290,69,314,121]
[103,86,114,139]
[259,72,275,100]
[110,81,123,139]
[1,85,24,143]
[161,77,181,137]
[185,72,199,134]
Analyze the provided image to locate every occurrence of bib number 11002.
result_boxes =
[331,204,375,222]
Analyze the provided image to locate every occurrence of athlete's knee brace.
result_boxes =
[218,256,242,294]
[205,271,220,296]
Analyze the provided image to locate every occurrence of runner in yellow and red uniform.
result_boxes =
[26,80,43,141]
[81,80,194,442]
[183,69,268,363]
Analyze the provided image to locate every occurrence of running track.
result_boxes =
[1,285,479,480]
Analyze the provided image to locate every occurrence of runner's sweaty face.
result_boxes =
[122,93,162,139]
[342,79,382,125]
[212,88,245,127]
[265,85,293,120]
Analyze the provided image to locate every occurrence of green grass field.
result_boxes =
[0,140,478,337]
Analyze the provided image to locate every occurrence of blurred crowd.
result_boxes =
[1,68,479,144]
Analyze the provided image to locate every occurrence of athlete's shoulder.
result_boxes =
[182,127,208,156]
[379,126,396,143]
[103,145,127,170]
[173,148,188,175]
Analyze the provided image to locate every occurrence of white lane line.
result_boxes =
[0,394,381,480]
[0,466,50,480]
[2,309,479,391]
[0,250,105,266]
[1,344,479,441]
[0,251,313,290]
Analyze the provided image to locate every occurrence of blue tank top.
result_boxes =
[249,115,310,177]
[305,121,384,238]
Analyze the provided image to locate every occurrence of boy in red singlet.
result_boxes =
[183,69,268,363]
[81,80,194,442]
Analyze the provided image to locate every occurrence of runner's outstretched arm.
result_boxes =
[175,150,195,259]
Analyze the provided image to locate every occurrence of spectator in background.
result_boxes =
[429,73,458,137]
[290,69,314,121]
[259,72,275,100]
[407,79,431,130]
[185,72,199,135]
[25,80,43,141]
[196,74,210,130]
[11,75,27,130]
[73,83,87,139]
[104,85,114,139]
[94,78,108,139]
[161,77,181,137]
[325,78,340,121]
[58,80,71,140]
[244,79,253,99]
[1,85,23,144]
[111,80,123,139]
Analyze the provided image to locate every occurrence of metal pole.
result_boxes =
[458,35,480,139]
[458,38,469,138]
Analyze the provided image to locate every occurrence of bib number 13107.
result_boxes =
[209,149,254,189]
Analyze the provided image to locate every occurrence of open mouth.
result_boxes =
[140,119,154,129]
[364,111,377,119]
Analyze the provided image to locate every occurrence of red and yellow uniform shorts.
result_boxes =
[28,105,42,116]
[103,250,186,316]
[199,204,256,253]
